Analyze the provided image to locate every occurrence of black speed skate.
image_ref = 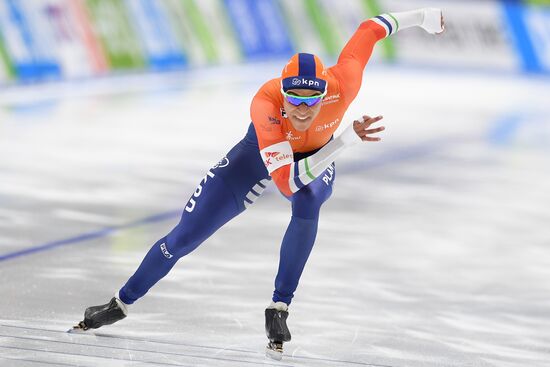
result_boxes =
[70,297,127,332]
[265,302,291,360]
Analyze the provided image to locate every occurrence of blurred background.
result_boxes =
[0,0,549,83]
[1,1,549,367]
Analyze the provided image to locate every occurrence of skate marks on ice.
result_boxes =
[1,66,550,367]
[0,322,397,367]
[0,322,290,367]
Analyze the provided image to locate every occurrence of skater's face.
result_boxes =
[282,89,324,131]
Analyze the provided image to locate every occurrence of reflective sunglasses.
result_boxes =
[281,89,327,107]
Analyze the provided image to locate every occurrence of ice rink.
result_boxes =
[1,62,549,367]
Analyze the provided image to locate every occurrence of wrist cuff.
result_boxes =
[339,123,362,146]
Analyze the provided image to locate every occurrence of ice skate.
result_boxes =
[70,296,128,332]
[265,301,291,360]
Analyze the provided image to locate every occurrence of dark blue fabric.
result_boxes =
[375,15,392,34]
[273,163,335,304]
[119,123,336,306]
[298,53,316,77]
[281,76,327,93]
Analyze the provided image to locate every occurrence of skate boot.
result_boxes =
[265,301,291,360]
[70,295,128,332]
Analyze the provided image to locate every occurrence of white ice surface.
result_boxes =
[0,63,549,367]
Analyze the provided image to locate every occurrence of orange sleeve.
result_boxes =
[250,93,294,197]
[330,20,387,104]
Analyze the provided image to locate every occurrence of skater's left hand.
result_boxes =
[353,115,385,142]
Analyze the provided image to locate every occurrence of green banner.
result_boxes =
[304,0,342,57]
[362,0,396,61]
[166,0,242,64]
[0,30,14,80]
[525,0,550,6]
[181,0,218,63]
[278,0,326,57]
[162,0,218,65]
[84,0,145,69]
[194,0,242,63]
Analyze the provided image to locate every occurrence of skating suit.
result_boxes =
[119,20,388,305]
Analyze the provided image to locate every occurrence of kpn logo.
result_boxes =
[291,78,320,87]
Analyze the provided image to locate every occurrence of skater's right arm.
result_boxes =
[269,116,384,196]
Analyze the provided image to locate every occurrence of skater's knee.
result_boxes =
[166,226,199,258]
[291,185,331,219]
[295,183,332,206]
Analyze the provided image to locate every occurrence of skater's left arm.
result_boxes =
[331,8,445,104]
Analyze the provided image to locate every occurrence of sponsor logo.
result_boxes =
[160,242,173,259]
[315,118,340,132]
[268,116,281,125]
[322,93,340,105]
[322,163,335,185]
[290,78,320,88]
[185,170,215,213]
[264,151,292,167]
[286,131,301,141]
[212,156,229,169]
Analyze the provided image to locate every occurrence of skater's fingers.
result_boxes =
[361,136,382,142]
[359,126,385,136]
[361,115,383,127]
[354,115,383,132]
[356,126,385,138]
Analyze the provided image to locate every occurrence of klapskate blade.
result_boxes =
[67,322,88,333]
[265,343,283,361]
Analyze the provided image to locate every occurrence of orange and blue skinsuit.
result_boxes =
[251,19,387,197]
[118,19,389,306]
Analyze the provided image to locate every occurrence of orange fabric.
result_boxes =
[250,20,386,195]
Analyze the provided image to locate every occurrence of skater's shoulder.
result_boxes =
[256,78,282,94]
[253,78,284,105]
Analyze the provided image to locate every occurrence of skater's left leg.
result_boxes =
[119,134,270,305]
[272,163,336,305]
[119,173,244,304]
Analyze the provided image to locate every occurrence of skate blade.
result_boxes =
[67,321,88,333]
[265,342,283,361]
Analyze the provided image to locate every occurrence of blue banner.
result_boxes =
[502,2,542,73]
[522,5,550,73]
[224,0,294,59]
[0,0,61,81]
[124,0,187,70]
